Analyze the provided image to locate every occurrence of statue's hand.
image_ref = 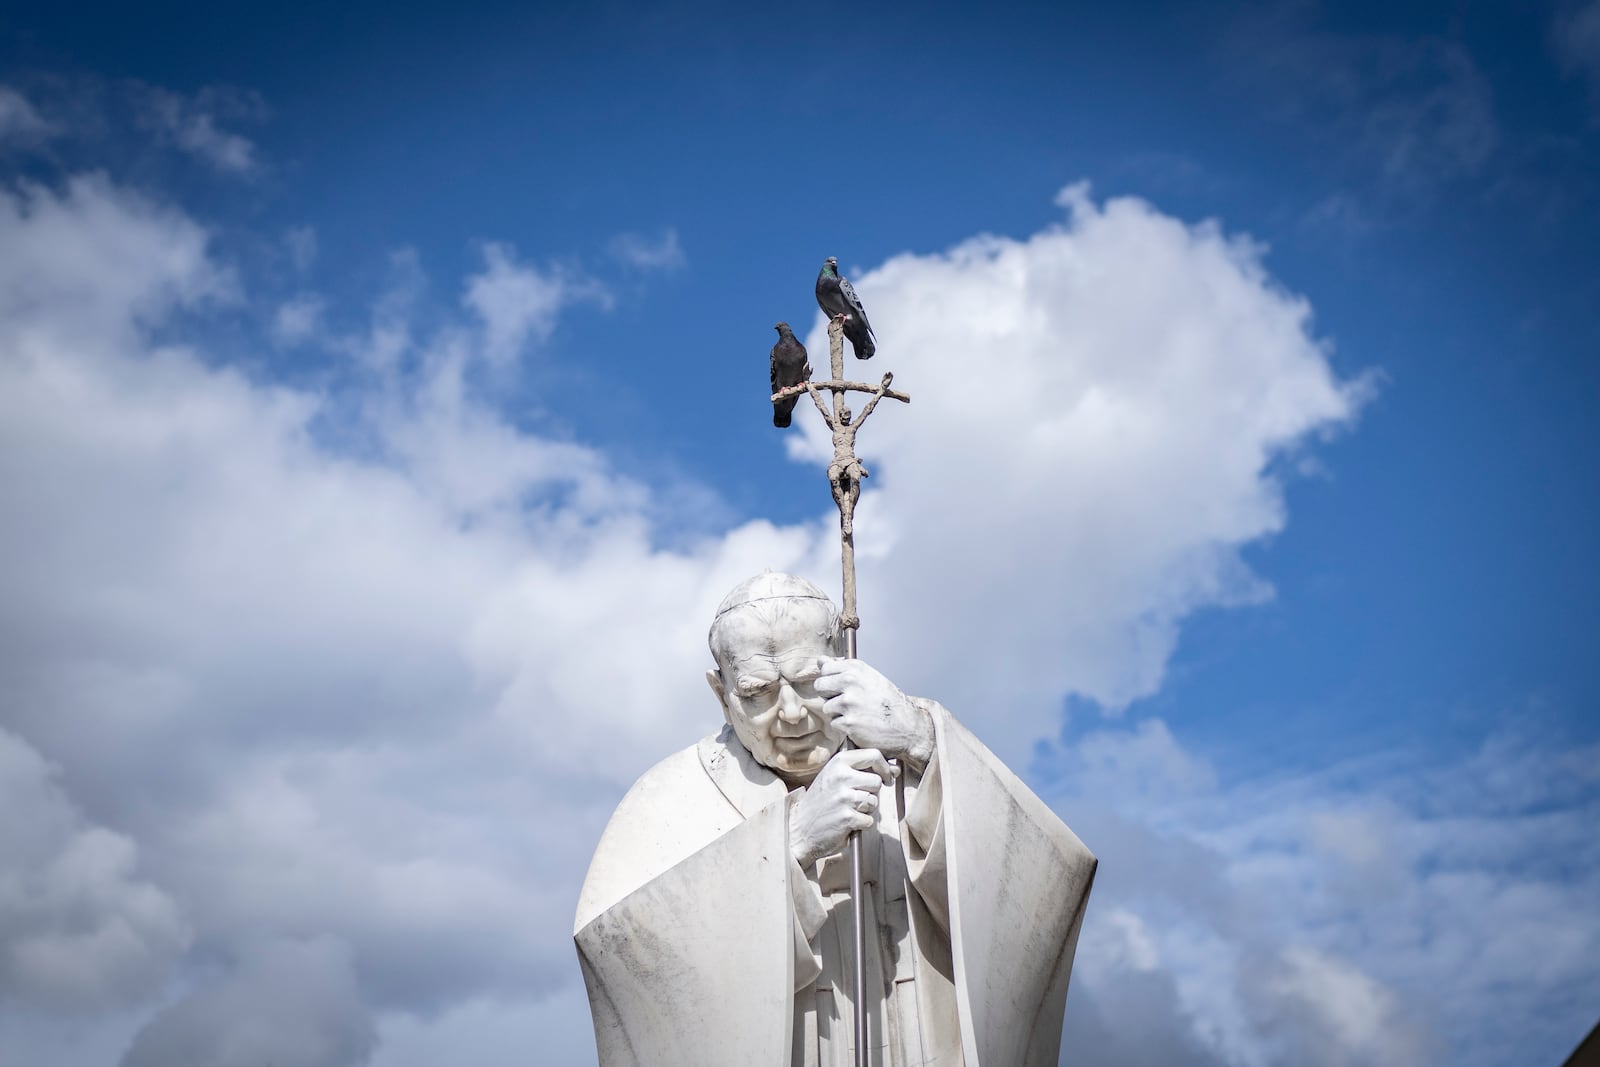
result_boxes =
[816,658,936,770]
[789,747,896,869]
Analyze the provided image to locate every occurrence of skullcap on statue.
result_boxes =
[713,570,832,618]
[708,571,841,663]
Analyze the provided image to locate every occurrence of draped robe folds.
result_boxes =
[574,701,1097,1066]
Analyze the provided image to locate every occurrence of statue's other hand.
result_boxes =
[815,658,935,770]
[789,747,895,869]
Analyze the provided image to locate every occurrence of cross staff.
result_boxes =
[770,315,909,1067]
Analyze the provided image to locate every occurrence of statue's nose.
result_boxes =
[776,681,806,722]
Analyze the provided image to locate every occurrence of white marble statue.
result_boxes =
[574,573,1096,1066]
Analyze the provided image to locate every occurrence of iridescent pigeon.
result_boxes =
[770,322,811,428]
[815,256,876,360]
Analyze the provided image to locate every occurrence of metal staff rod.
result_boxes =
[771,316,909,1067]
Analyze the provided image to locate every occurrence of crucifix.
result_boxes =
[770,313,909,1067]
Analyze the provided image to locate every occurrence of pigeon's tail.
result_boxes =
[845,321,875,360]
[773,397,799,428]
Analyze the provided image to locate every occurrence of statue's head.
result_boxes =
[706,572,846,784]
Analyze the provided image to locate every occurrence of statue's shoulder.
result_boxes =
[612,741,712,817]
[574,734,740,934]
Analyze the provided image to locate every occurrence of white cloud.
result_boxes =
[608,227,686,271]
[0,173,228,347]
[1093,908,1163,972]
[462,242,610,367]
[1269,946,1419,1064]
[793,183,1366,755]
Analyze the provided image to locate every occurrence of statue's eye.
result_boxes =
[737,680,775,699]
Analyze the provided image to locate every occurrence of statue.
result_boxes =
[573,572,1097,1066]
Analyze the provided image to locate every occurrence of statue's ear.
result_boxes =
[706,668,728,715]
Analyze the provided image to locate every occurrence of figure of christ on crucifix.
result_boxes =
[823,390,870,537]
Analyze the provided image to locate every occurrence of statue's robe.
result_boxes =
[574,701,1096,1066]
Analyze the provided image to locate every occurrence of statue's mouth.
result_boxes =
[773,731,818,748]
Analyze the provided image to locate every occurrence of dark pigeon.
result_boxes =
[815,256,877,360]
[770,322,811,428]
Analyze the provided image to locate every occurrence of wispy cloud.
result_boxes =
[0,85,54,146]
[1299,191,1374,236]
[463,242,611,367]
[607,227,686,272]
[1554,1,1600,114]
[285,225,317,273]
[134,85,264,175]
[340,247,425,374]
[1222,11,1499,195]
[272,293,324,346]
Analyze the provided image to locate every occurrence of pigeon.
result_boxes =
[770,322,811,428]
[815,256,876,360]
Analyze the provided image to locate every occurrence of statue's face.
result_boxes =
[712,601,844,784]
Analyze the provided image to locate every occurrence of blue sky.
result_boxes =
[1,2,1597,1065]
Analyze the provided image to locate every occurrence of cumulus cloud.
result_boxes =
[794,184,1365,754]
[608,227,686,271]
[0,730,188,1011]
[0,173,228,343]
